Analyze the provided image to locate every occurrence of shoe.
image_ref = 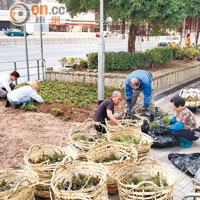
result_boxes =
[179,137,193,148]
[14,103,23,109]
[5,100,10,107]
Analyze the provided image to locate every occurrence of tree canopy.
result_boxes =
[57,0,200,51]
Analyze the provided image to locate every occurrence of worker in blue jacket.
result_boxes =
[125,70,155,115]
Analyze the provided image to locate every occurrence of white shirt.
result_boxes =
[0,74,13,92]
[7,85,44,103]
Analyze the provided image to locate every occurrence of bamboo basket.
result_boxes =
[113,157,177,200]
[24,144,68,199]
[0,168,38,200]
[107,127,153,158]
[51,161,109,200]
[106,115,145,132]
[70,118,108,153]
[87,141,138,195]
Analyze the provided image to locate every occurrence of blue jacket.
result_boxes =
[169,116,184,130]
[125,70,152,104]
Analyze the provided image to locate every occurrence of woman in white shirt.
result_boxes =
[6,81,44,109]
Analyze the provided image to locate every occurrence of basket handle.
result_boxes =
[136,180,161,188]
[27,144,42,156]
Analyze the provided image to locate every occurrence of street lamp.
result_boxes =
[98,0,105,105]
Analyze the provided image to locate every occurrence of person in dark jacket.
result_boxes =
[125,70,155,115]
[94,91,123,133]
[159,96,200,148]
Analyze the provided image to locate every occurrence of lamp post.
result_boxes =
[98,0,105,105]
[24,24,30,81]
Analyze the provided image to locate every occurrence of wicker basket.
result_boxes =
[107,127,153,158]
[106,115,145,132]
[24,144,68,198]
[51,161,108,200]
[0,168,38,200]
[70,118,108,152]
[87,141,138,195]
[114,157,177,200]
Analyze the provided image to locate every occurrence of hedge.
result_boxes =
[86,46,190,71]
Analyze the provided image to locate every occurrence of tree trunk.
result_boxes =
[121,19,126,39]
[196,17,200,45]
[128,22,138,52]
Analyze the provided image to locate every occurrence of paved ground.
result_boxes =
[109,80,200,200]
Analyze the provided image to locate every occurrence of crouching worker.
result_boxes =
[5,81,44,109]
[159,96,200,148]
[0,71,20,98]
[94,91,123,134]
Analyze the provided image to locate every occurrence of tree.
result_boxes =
[57,0,187,52]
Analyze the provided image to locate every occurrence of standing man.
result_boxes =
[125,69,155,116]
[0,71,20,98]
[94,91,123,133]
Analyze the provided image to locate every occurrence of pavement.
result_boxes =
[109,80,200,200]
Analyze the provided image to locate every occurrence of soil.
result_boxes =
[0,59,194,171]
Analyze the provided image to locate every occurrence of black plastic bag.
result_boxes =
[147,130,179,148]
[141,120,150,134]
[168,153,200,177]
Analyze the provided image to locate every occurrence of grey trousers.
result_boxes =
[129,89,155,114]
[0,83,15,98]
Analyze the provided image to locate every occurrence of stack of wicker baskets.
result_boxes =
[87,141,138,195]
[24,144,68,198]
[0,168,38,200]
[113,157,177,200]
[107,127,153,158]
[70,119,108,152]
[51,161,109,200]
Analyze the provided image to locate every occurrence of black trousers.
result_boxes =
[94,121,107,134]
[170,128,200,141]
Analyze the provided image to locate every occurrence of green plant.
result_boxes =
[96,153,118,163]
[21,103,37,111]
[0,179,11,192]
[62,116,70,121]
[163,116,170,125]
[58,57,68,67]
[57,174,100,191]
[112,135,141,144]
[52,108,63,116]
[151,121,159,129]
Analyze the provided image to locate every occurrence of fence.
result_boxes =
[0,59,46,84]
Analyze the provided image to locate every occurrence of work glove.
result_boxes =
[126,99,132,115]
[142,103,149,112]
[117,123,123,127]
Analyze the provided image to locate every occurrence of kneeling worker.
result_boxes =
[159,96,200,148]
[5,81,44,109]
[94,91,123,133]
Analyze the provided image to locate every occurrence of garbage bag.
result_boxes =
[141,120,150,134]
[168,153,200,177]
[147,130,179,148]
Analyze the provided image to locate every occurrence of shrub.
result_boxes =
[52,108,63,116]
[62,115,70,121]
[21,103,37,111]
[58,57,88,68]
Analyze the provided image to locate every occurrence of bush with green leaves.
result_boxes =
[52,108,63,116]
[62,115,70,121]
[20,103,37,111]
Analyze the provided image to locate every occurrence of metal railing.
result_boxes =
[0,58,46,84]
